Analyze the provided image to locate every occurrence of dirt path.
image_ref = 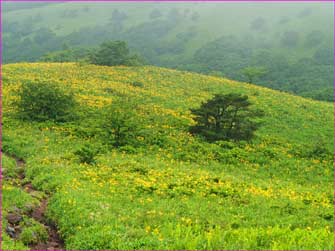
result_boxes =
[4,154,64,250]
[29,198,64,250]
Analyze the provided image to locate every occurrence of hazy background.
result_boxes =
[2,1,334,101]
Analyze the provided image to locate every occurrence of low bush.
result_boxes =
[74,144,99,165]
[101,100,146,148]
[16,81,76,122]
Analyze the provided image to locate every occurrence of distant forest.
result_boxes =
[3,2,334,102]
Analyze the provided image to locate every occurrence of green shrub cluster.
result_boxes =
[74,144,99,165]
[17,81,76,122]
[89,41,143,67]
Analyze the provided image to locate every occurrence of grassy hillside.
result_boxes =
[3,2,334,101]
[1,62,334,249]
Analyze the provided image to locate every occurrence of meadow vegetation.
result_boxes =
[1,62,333,249]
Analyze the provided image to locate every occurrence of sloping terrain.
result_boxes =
[2,2,334,101]
[1,62,334,249]
[3,2,332,56]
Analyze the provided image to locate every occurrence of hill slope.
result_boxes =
[3,2,333,56]
[2,2,334,101]
[1,63,334,250]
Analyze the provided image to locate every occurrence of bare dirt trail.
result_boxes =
[4,154,65,250]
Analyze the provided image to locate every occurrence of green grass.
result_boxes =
[1,62,334,249]
[1,155,39,250]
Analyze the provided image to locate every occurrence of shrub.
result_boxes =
[131,81,144,88]
[74,144,99,165]
[17,81,76,122]
[289,141,333,161]
[190,93,263,142]
[307,142,332,160]
[101,100,145,148]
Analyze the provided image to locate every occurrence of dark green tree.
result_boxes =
[90,41,143,66]
[190,93,263,142]
[17,81,76,122]
[241,66,267,83]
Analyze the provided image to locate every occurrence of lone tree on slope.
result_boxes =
[189,93,263,142]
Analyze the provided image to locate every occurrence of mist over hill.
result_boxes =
[2,2,334,101]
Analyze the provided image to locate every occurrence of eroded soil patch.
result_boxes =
[3,154,64,250]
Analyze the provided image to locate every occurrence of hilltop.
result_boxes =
[1,63,334,250]
[3,2,334,101]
